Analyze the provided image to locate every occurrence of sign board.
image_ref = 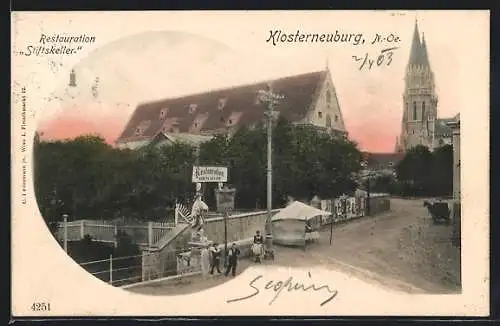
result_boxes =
[215,187,236,213]
[192,166,228,183]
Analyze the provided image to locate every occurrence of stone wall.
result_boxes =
[142,210,279,281]
[142,223,192,281]
[202,209,280,244]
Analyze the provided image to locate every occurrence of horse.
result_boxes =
[423,200,451,224]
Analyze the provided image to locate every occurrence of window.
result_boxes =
[134,120,151,136]
[334,114,339,122]
[189,104,198,114]
[318,111,323,118]
[388,162,393,167]
[413,101,417,120]
[326,90,331,104]
[220,116,225,123]
[326,114,332,128]
[194,122,198,128]
[421,101,426,120]
[218,98,227,110]
[228,119,233,125]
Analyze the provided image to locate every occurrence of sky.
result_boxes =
[29,11,488,152]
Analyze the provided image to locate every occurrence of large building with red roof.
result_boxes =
[116,69,348,149]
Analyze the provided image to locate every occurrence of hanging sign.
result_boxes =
[192,166,228,183]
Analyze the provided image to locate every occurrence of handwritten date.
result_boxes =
[352,47,399,71]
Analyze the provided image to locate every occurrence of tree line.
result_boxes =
[33,117,454,226]
[34,117,363,224]
[370,144,454,197]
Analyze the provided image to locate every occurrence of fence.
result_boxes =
[318,195,391,227]
[79,253,143,287]
[55,219,175,248]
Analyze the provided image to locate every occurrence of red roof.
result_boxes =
[117,70,327,143]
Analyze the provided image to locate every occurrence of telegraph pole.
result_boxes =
[257,83,284,260]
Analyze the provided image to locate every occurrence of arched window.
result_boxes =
[413,101,417,120]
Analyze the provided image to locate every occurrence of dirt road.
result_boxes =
[126,198,461,296]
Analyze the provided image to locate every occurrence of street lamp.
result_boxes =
[257,83,284,260]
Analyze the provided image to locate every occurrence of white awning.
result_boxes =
[271,201,331,222]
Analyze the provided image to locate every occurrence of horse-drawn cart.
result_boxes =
[423,200,451,224]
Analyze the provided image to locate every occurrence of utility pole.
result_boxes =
[257,83,284,260]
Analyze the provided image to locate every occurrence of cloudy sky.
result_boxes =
[15,10,488,152]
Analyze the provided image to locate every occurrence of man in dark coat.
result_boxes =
[225,243,240,277]
[210,242,222,275]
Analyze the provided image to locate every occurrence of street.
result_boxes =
[125,198,461,296]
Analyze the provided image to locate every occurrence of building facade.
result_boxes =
[396,20,456,152]
[116,69,348,149]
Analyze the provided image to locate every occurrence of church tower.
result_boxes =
[398,20,439,152]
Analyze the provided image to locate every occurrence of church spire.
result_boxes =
[408,19,423,67]
[420,32,430,67]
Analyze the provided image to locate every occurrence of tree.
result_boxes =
[430,145,453,196]
[395,145,433,196]
[394,144,453,196]
[34,123,365,224]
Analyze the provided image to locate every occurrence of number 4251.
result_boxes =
[31,302,51,311]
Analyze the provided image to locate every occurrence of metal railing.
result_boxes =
[55,219,175,247]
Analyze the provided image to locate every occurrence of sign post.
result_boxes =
[215,187,235,268]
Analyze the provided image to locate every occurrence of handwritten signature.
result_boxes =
[352,47,399,71]
[226,272,338,306]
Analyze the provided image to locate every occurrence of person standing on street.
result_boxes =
[225,243,240,277]
[252,230,264,263]
[210,242,222,275]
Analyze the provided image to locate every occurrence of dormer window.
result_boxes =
[159,108,168,120]
[226,111,243,127]
[134,120,151,136]
[189,104,198,114]
[218,98,227,110]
